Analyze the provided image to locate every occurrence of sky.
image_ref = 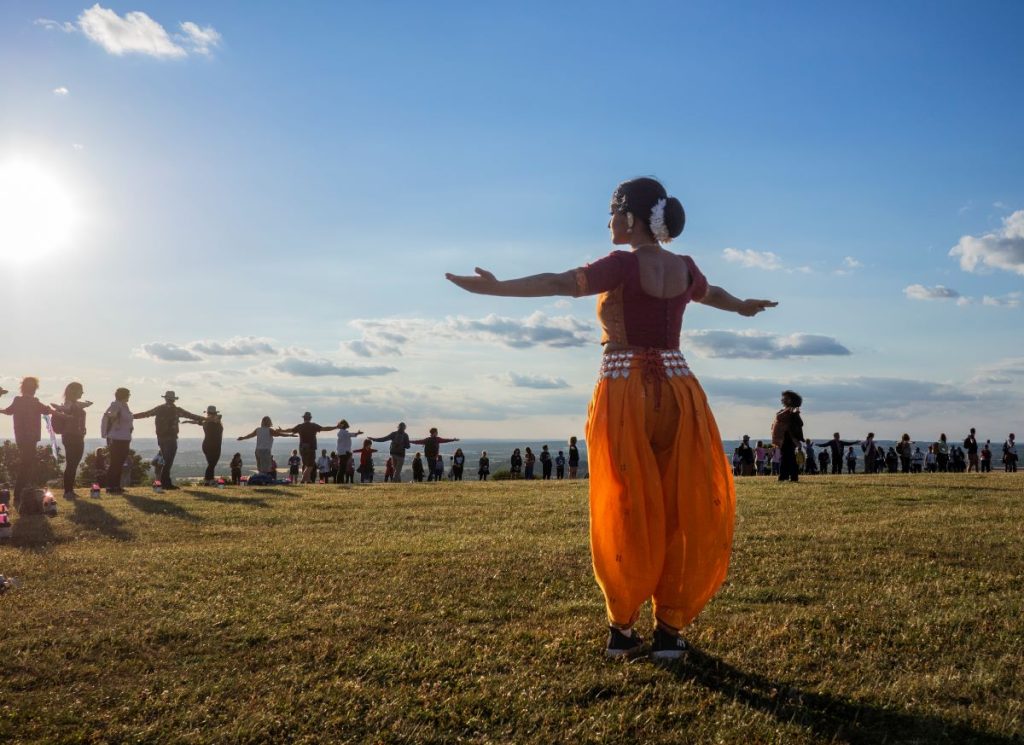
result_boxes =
[1,1,1023,442]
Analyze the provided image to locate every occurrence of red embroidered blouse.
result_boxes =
[573,250,708,349]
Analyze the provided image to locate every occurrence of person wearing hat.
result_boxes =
[185,405,224,484]
[133,391,204,489]
[282,412,338,483]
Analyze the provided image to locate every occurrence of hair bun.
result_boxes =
[664,196,685,238]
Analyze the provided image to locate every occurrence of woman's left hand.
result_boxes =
[445,267,499,294]
[739,298,778,317]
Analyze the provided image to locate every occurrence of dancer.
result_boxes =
[51,382,92,498]
[964,428,979,473]
[370,422,412,482]
[335,420,364,486]
[772,391,804,483]
[283,412,338,483]
[354,439,378,482]
[411,427,459,482]
[0,377,54,505]
[133,391,204,489]
[237,417,294,475]
[100,388,134,495]
[184,405,224,484]
[816,433,859,475]
[447,176,775,660]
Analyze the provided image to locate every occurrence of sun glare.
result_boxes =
[0,158,79,264]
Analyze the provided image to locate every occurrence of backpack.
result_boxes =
[49,411,68,435]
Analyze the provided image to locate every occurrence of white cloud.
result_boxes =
[949,209,1024,276]
[78,4,187,58]
[38,5,221,60]
[72,144,85,151]
[348,313,594,350]
[137,342,202,362]
[903,284,961,301]
[179,21,221,55]
[722,247,783,271]
[683,330,851,359]
[188,337,278,356]
[35,19,76,32]
[982,293,1022,308]
[496,372,570,390]
[271,358,397,378]
[445,311,593,348]
[842,256,863,270]
[53,86,69,96]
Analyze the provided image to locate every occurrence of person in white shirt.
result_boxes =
[317,449,331,483]
[237,416,294,475]
[335,419,363,487]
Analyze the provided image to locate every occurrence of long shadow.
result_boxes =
[184,489,269,509]
[672,646,1015,744]
[235,488,293,497]
[124,494,200,523]
[8,514,59,551]
[68,497,134,541]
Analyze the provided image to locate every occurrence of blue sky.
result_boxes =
[1,1,1022,441]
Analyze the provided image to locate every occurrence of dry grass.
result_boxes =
[1,474,1021,743]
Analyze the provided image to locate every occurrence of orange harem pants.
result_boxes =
[585,367,736,631]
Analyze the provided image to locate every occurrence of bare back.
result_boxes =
[634,248,691,299]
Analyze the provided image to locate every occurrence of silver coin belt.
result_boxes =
[598,349,691,380]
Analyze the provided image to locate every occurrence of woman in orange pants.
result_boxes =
[447,177,776,660]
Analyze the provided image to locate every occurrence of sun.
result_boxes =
[0,157,79,264]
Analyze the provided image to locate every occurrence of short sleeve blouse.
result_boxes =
[572,250,708,349]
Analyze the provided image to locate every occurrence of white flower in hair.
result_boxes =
[649,198,672,243]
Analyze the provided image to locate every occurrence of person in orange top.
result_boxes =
[448,176,776,660]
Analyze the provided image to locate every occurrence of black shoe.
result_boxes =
[650,627,688,662]
[605,627,644,660]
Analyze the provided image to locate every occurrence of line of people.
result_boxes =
[737,391,1019,482]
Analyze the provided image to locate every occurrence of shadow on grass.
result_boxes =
[234,488,294,497]
[68,497,134,541]
[8,514,60,551]
[674,646,1014,744]
[184,489,269,508]
[124,494,200,523]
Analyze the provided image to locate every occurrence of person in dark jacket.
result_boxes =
[771,390,804,483]
[185,405,224,484]
[370,422,412,482]
[540,445,553,479]
[411,427,459,482]
[1,377,54,504]
[133,391,203,489]
[735,435,755,476]
[815,433,859,475]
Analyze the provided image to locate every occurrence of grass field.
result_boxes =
[1,474,1021,744]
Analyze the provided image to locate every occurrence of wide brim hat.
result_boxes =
[163,391,179,401]
[206,405,220,415]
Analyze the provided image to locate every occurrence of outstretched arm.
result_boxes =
[699,285,777,317]
[133,407,159,419]
[237,429,258,441]
[446,268,576,297]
